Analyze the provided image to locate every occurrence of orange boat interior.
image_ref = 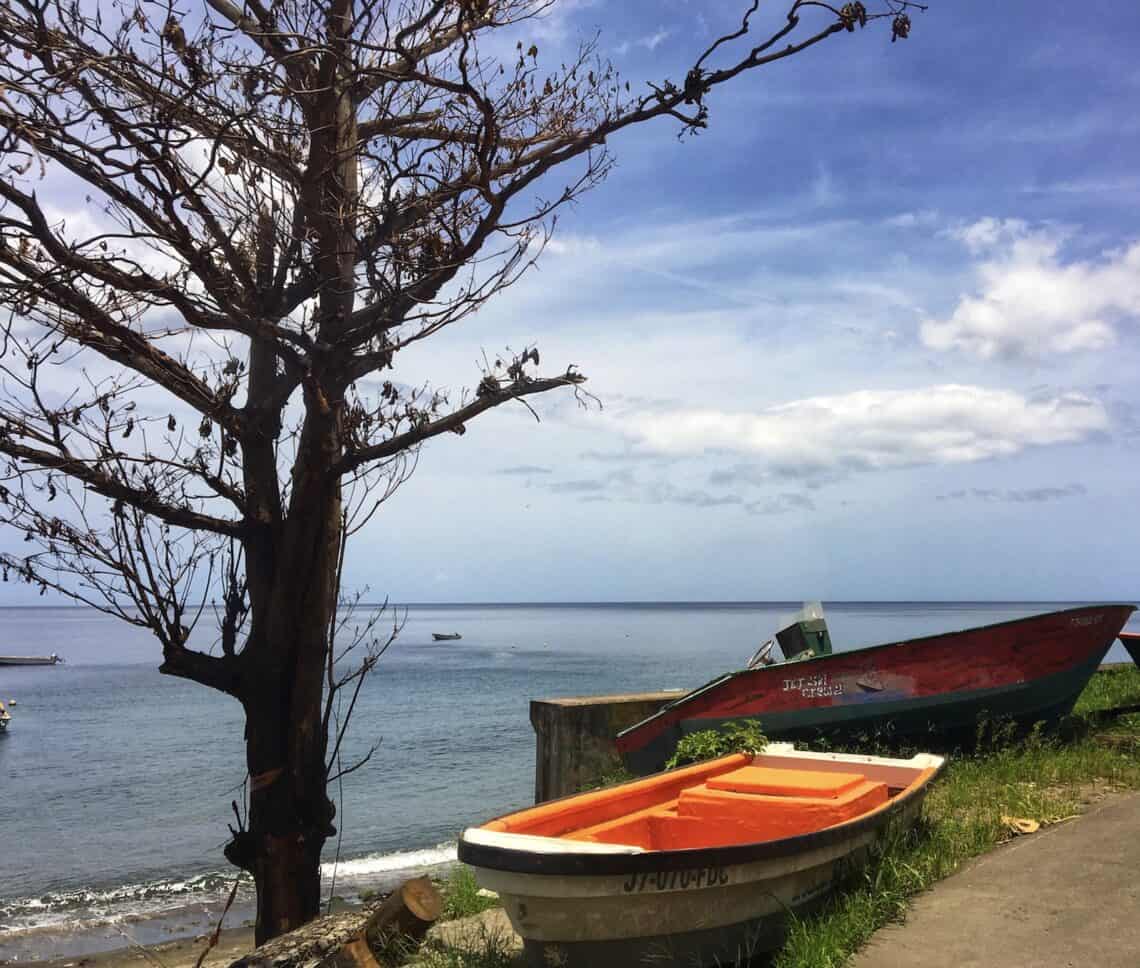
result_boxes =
[482,753,918,851]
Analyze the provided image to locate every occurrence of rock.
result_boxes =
[420,908,521,961]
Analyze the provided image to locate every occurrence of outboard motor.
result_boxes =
[775,602,833,660]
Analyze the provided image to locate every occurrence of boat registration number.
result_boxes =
[783,673,844,698]
[622,867,730,893]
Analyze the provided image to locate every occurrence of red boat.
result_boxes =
[618,605,1135,774]
[1120,632,1140,668]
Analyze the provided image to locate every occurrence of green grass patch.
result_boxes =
[1073,664,1140,716]
[439,865,500,921]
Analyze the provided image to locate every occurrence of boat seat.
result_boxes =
[705,766,867,799]
[674,770,888,842]
[564,800,679,847]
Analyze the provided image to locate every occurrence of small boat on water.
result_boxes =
[0,700,10,731]
[460,744,944,967]
[618,604,1135,773]
[431,633,462,642]
[1120,632,1140,668]
[0,653,63,666]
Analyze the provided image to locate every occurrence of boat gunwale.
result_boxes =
[617,603,1136,742]
[457,752,945,877]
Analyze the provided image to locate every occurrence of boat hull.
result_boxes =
[460,747,941,968]
[1121,633,1140,669]
[618,605,1134,774]
[0,655,61,666]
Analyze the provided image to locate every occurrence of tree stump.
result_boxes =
[362,876,443,963]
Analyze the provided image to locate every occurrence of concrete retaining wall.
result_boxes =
[529,691,683,803]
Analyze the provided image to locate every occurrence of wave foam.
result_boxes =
[0,843,458,938]
[322,842,457,880]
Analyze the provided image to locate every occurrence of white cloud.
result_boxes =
[884,210,940,229]
[921,220,1140,358]
[606,385,1108,478]
[944,217,1028,254]
[810,164,838,208]
[613,26,672,56]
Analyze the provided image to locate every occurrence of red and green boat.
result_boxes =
[1120,632,1140,668]
[617,604,1135,774]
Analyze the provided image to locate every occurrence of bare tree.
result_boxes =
[0,0,926,943]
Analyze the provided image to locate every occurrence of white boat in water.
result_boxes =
[460,743,944,967]
[0,653,63,666]
[0,701,10,731]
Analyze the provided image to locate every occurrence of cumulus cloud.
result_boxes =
[746,493,816,516]
[607,385,1108,480]
[614,26,672,55]
[937,484,1087,503]
[535,468,746,511]
[921,220,1140,358]
[497,465,553,475]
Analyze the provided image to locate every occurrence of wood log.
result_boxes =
[362,876,443,959]
[318,937,380,968]
[231,877,442,968]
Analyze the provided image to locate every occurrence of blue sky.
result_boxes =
[3,0,1138,605]
[358,0,1140,602]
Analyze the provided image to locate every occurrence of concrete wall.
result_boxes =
[529,691,683,803]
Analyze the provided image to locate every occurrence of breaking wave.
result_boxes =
[0,842,457,944]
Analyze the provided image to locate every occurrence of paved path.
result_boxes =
[850,792,1140,968]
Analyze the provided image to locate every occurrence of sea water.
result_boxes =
[1,602,1135,960]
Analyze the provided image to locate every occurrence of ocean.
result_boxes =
[1,602,1136,961]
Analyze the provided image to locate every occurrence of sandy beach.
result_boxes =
[2,927,254,968]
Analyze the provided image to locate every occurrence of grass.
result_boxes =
[421,667,1140,968]
[415,926,518,968]
[438,865,501,921]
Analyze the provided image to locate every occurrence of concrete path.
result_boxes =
[850,792,1140,968]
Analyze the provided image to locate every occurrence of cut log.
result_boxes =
[318,937,380,968]
[231,877,442,968]
[363,876,443,957]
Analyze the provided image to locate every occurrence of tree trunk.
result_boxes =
[232,407,345,944]
[241,683,334,945]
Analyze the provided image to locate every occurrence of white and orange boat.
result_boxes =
[459,743,944,967]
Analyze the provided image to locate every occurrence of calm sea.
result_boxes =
[1,602,1136,960]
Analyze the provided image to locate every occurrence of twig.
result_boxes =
[194,872,244,968]
[112,926,169,968]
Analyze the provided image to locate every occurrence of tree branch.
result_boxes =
[0,434,246,536]
[336,371,585,474]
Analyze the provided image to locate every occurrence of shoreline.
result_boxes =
[2,926,256,968]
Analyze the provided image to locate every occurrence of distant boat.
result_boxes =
[1120,632,1140,668]
[618,604,1135,774]
[0,653,63,666]
[432,633,462,642]
[0,700,9,731]
[460,744,944,967]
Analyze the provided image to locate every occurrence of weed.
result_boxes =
[576,762,635,793]
[664,719,768,769]
[440,865,500,921]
